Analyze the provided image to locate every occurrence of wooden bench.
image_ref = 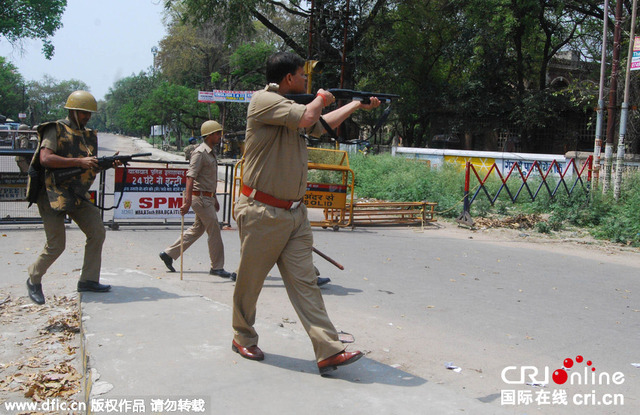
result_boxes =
[346,201,437,227]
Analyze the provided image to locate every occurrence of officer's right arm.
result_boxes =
[40,147,98,170]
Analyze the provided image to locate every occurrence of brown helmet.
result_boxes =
[64,91,97,113]
[200,120,223,137]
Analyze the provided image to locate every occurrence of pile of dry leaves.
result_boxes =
[472,213,544,230]
[0,293,83,409]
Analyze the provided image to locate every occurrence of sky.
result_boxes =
[0,0,168,101]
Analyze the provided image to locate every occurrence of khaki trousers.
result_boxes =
[29,189,106,284]
[164,195,224,270]
[232,194,344,362]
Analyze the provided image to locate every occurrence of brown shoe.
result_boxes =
[317,350,363,374]
[232,340,264,361]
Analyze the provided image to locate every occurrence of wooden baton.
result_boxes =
[312,247,344,270]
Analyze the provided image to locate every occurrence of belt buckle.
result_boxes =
[289,200,302,210]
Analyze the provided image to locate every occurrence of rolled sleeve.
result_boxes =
[306,122,325,138]
[187,150,202,178]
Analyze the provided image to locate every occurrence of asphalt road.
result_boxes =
[102,133,640,414]
[2,133,637,414]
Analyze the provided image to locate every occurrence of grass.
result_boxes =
[319,153,640,247]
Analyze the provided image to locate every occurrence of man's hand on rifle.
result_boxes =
[316,89,336,107]
[78,156,99,170]
[107,151,122,169]
[358,96,381,110]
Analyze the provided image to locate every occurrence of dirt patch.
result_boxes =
[0,293,83,413]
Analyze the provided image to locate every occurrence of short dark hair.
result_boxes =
[266,52,305,84]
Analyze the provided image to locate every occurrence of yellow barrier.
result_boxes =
[231,148,355,230]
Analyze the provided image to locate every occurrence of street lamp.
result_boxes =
[151,46,158,73]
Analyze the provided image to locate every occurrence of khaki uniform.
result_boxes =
[233,85,343,362]
[28,118,105,284]
[184,144,197,161]
[164,142,225,270]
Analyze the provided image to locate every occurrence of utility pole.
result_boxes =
[592,0,610,191]
[603,0,624,194]
[614,0,638,200]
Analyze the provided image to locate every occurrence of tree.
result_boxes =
[157,18,229,89]
[0,0,67,59]
[165,0,389,88]
[0,57,25,119]
[142,81,215,148]
[25,75,89,126]
[103,72,158,136]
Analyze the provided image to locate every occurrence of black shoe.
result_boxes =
[317,277,331,287]
[77,280,111,293]
[210,268,236,281]
[26,278,45,305]
[159,251,175,272]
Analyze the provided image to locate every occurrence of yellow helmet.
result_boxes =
[64,90,97,112]
[200,120,223,137]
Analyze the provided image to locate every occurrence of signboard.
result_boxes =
[304,183,347,209]
[632,36,640,71]
[198,90,256,103]
[150,125,167,137]
[18,113,27,119]
[113,167,195,220]
[0,172,27,201]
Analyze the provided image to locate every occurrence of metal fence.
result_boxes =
[0,149,236,228]
[457,156,593,226]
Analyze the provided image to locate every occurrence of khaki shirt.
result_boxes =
[243,85,323,201]
[188,142,218,193]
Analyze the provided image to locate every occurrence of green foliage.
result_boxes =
[348,154,464,218]
[0,57,24,118]
[0,0,67,59]
[103,72,158,136]
[25,76,89,125]
[229,42,274,88]
[591,174,640,246]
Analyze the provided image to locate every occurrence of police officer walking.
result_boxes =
[26,91,111,305]
[231,52,380,373]
[159,120,235,280]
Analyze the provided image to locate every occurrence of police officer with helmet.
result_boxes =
[25,90,112,305]
[159,120,236,280]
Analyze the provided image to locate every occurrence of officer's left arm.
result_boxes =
[320,98,381,132]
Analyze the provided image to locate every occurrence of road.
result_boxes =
[102,133,640,414]
[3,132,638,414]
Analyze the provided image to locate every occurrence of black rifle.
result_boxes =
[285,89,400,143]
[51,152,152,182]
[285,88,400,105]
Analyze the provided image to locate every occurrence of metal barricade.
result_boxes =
[0,150,237,228]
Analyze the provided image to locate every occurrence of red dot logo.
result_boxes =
[563,358,574,368]
[576,355,583,363]
[553,369,568,384]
